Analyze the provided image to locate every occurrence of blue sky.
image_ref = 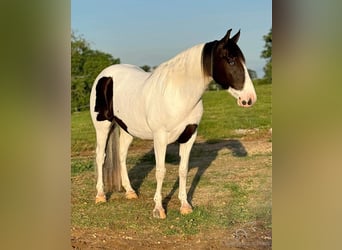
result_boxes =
[72,0,271,78]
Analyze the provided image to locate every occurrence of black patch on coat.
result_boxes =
[94,77,114,122]
[177,124,198,143]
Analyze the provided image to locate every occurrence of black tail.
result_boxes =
[103,122,122,192]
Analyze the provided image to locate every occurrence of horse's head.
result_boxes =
[203,29,257,107]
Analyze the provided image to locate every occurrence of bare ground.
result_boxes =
[71,130,272,249]
[71,223,271,250]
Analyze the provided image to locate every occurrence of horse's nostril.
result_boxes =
[247,98,252,105]
[242,100,247,105]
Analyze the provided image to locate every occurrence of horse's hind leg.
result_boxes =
[94,121,112,203]
[119,128,138,199]
[178,131,197,215]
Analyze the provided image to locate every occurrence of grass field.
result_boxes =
[71,84,272,249]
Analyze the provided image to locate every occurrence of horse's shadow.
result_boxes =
[127,139,247,212]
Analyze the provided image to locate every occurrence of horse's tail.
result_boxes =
[103,122,122,193]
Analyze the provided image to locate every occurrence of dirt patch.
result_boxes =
[71,222,271,249]
[72,134,272,249]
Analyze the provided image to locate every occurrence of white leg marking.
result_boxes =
[152,132,168,219]
[94,121,111,203]
[178,131,197,214]
[119,129,138,199]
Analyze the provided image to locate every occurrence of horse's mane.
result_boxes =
[201,41,218,78]
[149,43,211,88]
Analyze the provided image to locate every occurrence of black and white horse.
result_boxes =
[89,29,256,219]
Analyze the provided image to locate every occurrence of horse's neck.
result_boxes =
[150,44,211,100]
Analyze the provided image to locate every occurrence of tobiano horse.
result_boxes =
[89,29,257,219]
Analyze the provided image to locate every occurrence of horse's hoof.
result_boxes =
[180,204,193,215]
[153,208,166,219]
[95,195,106,204]
[125,190,138,199]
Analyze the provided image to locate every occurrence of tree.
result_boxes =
[83,50,120,89]
[261,28,272,83]
[140,65,151,72]
[248,69,257,80]
[71,32,120,111]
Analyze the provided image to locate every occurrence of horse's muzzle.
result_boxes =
[237,95,256,107]
[228,87,257,108]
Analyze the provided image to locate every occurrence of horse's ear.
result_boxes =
[220,29,232,44]
[231,30,241,44]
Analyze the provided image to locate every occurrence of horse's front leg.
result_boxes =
[152,132,168,219]
[178,131,197,215]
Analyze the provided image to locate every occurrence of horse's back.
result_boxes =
[95,64,149,84]
[91,64,150,104]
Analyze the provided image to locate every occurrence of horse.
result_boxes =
[89,29,257,219]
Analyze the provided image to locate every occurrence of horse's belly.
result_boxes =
[113,100,203,143]
[113,98,153,139]
[124,119,153,140]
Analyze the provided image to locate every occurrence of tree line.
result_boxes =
[71,28,271,112]
[71,32,120,111]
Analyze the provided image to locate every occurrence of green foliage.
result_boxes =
[207,80,222,91]
[248,68,258,79]
[71,32,120,112]
[261,28,272,83]
[140,65,151,72]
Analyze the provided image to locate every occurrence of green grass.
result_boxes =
[71,84,272,238]
[199,84,272,140]
[71,159,94,175]
[72,169,229,235]
[72,181,219,236]
[71,153,271,237]
[224,182,252,225]
[71,111,95,156]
